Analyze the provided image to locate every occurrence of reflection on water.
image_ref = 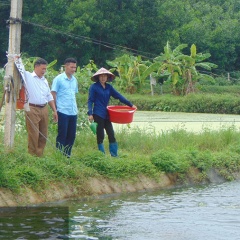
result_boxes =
[0,206,69,239]
[68,181,240,240]
[1,181,240,239]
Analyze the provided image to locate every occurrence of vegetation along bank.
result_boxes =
[1,106,240,206]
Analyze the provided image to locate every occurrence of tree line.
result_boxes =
[0,0,240,73]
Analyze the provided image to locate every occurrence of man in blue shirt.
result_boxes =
[88,67,136,157]
[51,58,78,157]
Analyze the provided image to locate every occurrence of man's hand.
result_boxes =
[53,111,58,122]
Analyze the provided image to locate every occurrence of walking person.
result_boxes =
[24,58,58,157]
[87,67,137,157]
[51,58,78,157]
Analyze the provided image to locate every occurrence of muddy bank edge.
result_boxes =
[0,168,235,207]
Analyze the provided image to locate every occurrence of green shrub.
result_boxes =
[79,152,157,178]
[130,92,240,114]
[150,150,190,173]
[214,151,240,172]
[16,166,44,187]
[187,150,214,171]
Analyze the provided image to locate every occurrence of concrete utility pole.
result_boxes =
[4,0,23,148]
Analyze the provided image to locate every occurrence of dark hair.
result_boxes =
[34,58,48,67]
[64,58,77,65]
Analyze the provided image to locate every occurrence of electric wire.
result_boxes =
[21,19,240,82]
[5,16,237,81]
[21,19,157,60]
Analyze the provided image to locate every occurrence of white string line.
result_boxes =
[8,53,70,156]
[25,112,55,148]
[25,112,81,158]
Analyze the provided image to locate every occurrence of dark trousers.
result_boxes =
[93,114,116,144]
[56,111,77,157]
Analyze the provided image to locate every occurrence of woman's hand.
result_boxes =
[88,115,94,122]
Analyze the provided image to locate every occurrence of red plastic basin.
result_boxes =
[107,105,136,124]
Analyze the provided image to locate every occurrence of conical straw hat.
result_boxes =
[91,67,115,82]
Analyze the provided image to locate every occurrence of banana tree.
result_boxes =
[142,42,217,95]
[141,42,186,94]
[107,54,149,93]
[177,44,218,95]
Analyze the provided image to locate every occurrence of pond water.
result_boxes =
[2,180,239,239]
[114,111,240,133]
[66,180,240,240]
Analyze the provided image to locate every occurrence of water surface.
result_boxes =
[114,111,240,133]
[68,180,240,240]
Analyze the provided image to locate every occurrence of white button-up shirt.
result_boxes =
[24,71,53,105]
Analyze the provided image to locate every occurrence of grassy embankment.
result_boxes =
[1,87,240,203]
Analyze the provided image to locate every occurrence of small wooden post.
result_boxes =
[150,74,156,96]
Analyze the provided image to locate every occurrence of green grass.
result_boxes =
[1,93,240,193]
[1,117,240,193]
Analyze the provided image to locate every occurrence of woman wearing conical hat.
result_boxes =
[87,67,137,157]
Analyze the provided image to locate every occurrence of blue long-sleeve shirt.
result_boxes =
[87,81,133,119]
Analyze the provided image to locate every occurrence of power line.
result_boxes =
[0,0,10,6]
[21,19,157,60]
[20,19,239,81]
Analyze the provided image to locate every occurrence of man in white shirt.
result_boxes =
[24,58,58,157]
